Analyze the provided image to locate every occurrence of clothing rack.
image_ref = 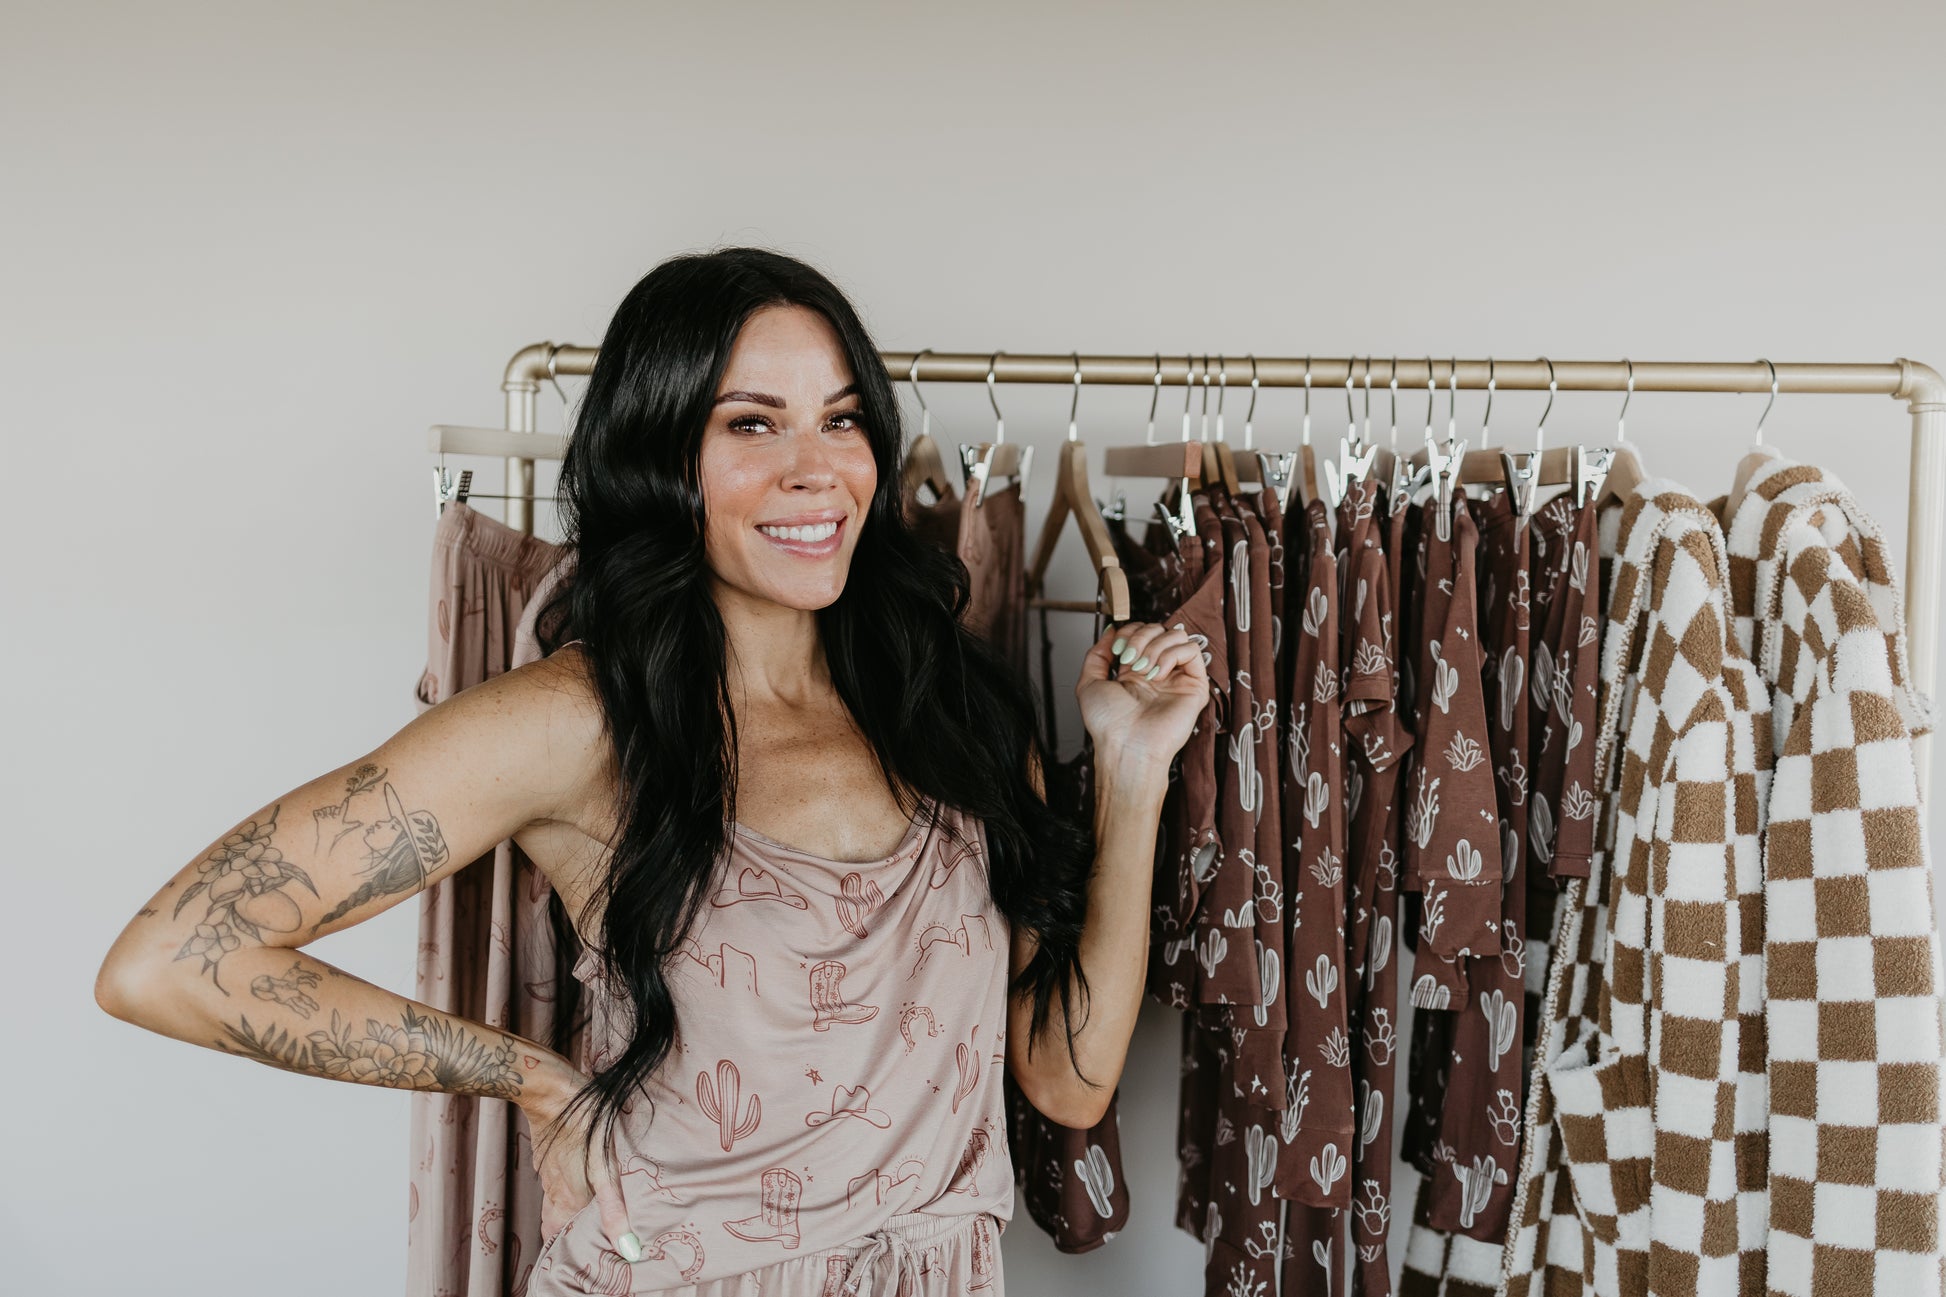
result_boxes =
[433,346,1945,788]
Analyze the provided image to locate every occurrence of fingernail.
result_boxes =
[1119,644,1139,663]
[1111,635,1127,656]
[614,1231,644,1263]
[1146,663,1162,680]
[1131,655,1150,672]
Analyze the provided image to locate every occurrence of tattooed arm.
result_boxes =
[94,649,609,1126]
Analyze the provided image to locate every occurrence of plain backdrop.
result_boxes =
[7,2,1944,1294]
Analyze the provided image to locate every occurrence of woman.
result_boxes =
[95,248,1207,1295]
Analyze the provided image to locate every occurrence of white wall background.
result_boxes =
[7,2,1943,1294]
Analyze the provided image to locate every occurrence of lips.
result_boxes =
[755,515,845,558]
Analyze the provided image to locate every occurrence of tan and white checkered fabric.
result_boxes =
[1502,483,1771,1296]
[1724,457,1945,1295]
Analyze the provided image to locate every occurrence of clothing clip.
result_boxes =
[1253,449,1298,511]
[1576,446,1612,508]
[1322,434,1379,510]
[433,466,473,516]
[1428,436,1466,543]
[1499,448,1541,530]
[1153,490,1193,550]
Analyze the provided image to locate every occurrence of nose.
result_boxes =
[781,426,841,491]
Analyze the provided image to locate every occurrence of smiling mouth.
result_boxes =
[755,517,844,556]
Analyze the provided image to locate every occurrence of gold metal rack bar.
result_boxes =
[483,345,1944,792]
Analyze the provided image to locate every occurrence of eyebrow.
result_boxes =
[713,383,859,409]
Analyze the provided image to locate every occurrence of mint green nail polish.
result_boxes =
[615,1231,644,1263]
[1132,655,1150,672]
[1119,644,1138,664]
[1111,635,1127,656]
[1146,663,1162,680]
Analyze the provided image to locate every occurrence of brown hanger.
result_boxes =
[1025,355,1131,621]
[899,350,956,503]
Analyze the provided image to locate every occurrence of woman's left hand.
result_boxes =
[1075,620,1211,770]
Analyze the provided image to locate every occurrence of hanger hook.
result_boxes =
[1424,355,1438,445]
[1190,350,1206,442]
[1361,356,1373,447]
[1536,356,1556,452]
[1244,354,1260,449]
[1482,357,1496,447]
[985,350,1005,443]
[1067,351,1083,443]
[1618,357,1633,444]
[1387,356,1399,447]
[1446,356,1459,447]
[1754,357,1777,446]
[1145,353,1163,445]
[1215,355,1228,442]
[1344,356,1359,439]
[1180,354,1195,443]
[908,348,933,438]
[1302,355,1313,446]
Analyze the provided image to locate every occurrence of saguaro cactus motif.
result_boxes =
[696,1059,761,1152]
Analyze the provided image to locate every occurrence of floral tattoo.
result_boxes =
[217,999,523,1100]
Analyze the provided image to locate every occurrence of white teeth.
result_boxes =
[759,521,838,542]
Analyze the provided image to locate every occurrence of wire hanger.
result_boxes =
[1205,355,1243,493]
[1025,353,1131,622]
[899,349,956,504]
[1590,357,1646,511]
[1498,356,1553,529]
[1102,353,1203,549]
[959,350,1032,507]
[1248,353,1299,508]
[1424,357,1469,541]
[1725,357,1783,520]
[1323,356,1379,507]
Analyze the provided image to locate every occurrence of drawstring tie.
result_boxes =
[840,1223,921,1296]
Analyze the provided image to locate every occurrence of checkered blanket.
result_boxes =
[1723,457,1944,1295]
[1501,483,1771,1296]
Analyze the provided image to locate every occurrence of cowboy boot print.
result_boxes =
[808,959,877,1031]
[969,1214,997,1290]
[722,1167,802,1250]
[945,1127,993,1196]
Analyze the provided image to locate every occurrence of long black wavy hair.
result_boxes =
[529,247,1099,1175]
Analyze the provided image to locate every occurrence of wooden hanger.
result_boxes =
[961,351,1032,507]
[900,350,956,504]
[1591,358,1648,512]
[1025,357,1131,621]
[1724,358,1782,522]
[1102,354,1205,551]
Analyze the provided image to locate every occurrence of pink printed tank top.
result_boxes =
[534,794,1016,1292]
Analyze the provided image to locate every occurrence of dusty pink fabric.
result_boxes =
[528,796,1015,1295]
[407,501,572,1297]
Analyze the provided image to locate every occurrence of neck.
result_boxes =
[712,577,831,709]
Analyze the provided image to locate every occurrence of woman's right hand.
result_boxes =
[527,1077,644,1262]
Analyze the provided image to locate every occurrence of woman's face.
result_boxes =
[698,303,877,612]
